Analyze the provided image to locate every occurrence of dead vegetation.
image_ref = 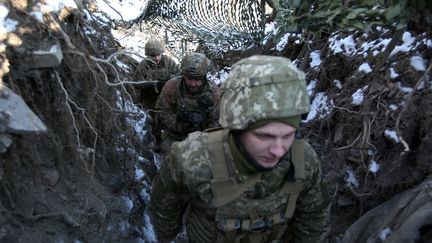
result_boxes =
[1,1,156,241]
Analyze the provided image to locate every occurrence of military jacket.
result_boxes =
[150,131,330,243]
[133,55,180,108]
[155,77,221,140]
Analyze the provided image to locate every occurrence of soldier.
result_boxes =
[133,38,180,150]
[155,52,221,154]
[133,38,180,108]
[150,55,330,242]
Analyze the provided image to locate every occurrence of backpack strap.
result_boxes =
[206,129,262,208]
[282,139,305,219]
[269,139,305,240]
[207,129,230,183]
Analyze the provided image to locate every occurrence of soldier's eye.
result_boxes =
[256,134,272,139]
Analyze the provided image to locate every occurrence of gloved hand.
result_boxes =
[197,95,214,110]
[186,111,204,130]
[176,109,189,123]
[176,109,204,132]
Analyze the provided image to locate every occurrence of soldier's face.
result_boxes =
[240,122,296,168]
[149,54,162,64]
[184,76,204,93]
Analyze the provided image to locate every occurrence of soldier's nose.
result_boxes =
[269,141,285,158]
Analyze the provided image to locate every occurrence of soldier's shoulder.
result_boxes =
[161,78,180,92]
[301,140,319,160]
[170,132,212,177]
[161,55,178,64]
[298,139,321,180]
[136,59,149,69]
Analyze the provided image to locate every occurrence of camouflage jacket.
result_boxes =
[133,55,180,105]
[150,131,330,243]
[155,77,221,139]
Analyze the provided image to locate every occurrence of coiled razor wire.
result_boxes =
[144,0,265,46]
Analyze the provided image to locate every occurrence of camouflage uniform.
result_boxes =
[150,56,330,242]
[133,55,180,109]
[133,39,180,148]
[155,76,221,153]
[155,52,221,153]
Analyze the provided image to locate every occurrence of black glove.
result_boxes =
[176,109,189,123]
[187,111,205,128]
[197,95,214,110]
[176,110,204,132]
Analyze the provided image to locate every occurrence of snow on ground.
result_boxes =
[304,92,332,123]
[310,51,321,68]
[410,56,427,71]
[307,80,317,96]
[352,86,368,106]
[95,0,147,21]
[358,63,372,73]
[274,32,301,51]
[346,168,359,188]
[0,5,17,33]
[369,160,380,174]
[333,79,343,89]
[384,129,400,143]
[329,34,357,55]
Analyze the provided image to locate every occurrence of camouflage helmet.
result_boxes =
[145,39,164,56]
[219,55,310,130]
[181,52,210,78]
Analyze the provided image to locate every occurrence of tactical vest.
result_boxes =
[192,129,305,243]
[174,80,214,131]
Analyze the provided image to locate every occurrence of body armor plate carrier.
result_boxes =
[193,129,305,243]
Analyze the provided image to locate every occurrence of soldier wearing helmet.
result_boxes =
[150,55,330,242]
[155,52,221,154]
[133,38,180,150]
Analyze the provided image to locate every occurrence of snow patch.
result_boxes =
[135,166,145,181]
[276,33,290,51]
[307,80,317,96]
[384,129,400,143]
[121,196,134,213]
[390,31,416,57]
[95,0,146,21]
[329,34,356,55]
[333,79,342,89]
[352,86,368,106]
[346,168,359,188]
[359,63,372,73]
[143,213,157,242]
[410,56,426,71]
[388,104,398,111]
[304,92,331,122]
[310,51,321,68]
[395,82,413,94]
[208,67,230,86]
[0,5,15,34]
[389,67,399,79]
[369,160,380,174]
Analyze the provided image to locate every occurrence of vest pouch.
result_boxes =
[176,97,206,130]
